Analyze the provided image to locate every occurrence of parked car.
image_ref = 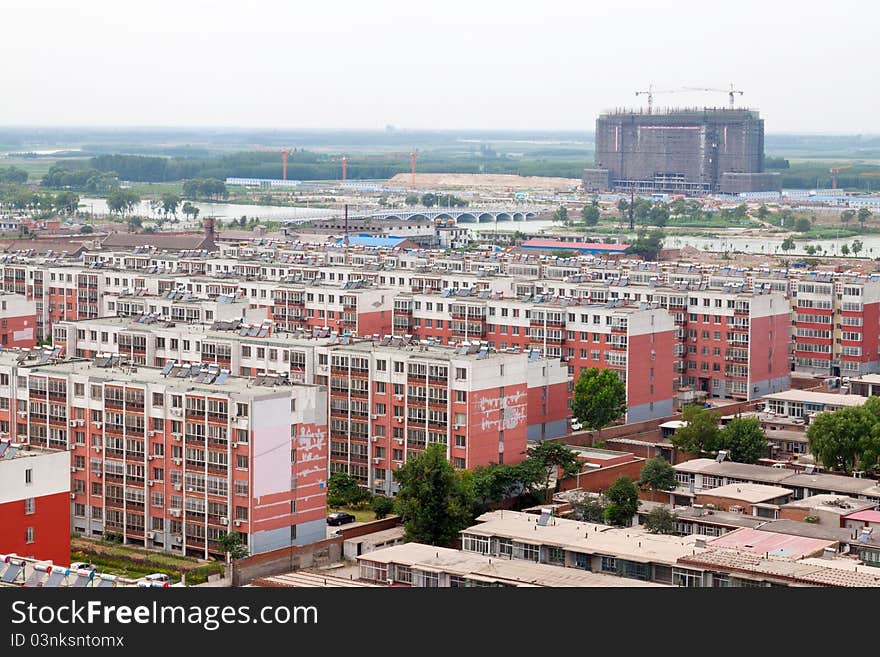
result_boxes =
[70,562,97,573]
[327,511,356,526]
[142,573,171,583]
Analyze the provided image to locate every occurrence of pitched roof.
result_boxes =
[520,239,628,252]
[100,232,215,251]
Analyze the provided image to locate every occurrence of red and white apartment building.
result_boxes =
[51,317,571,494]
[321,338,570,494]
[0,349,328,558]
[0,293,38,350]
[0,439,70,566]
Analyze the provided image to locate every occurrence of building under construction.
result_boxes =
[583,108,782,195]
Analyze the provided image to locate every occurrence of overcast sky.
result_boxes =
[2,0,877,133]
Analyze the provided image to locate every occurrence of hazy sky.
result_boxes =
[3,0,877,133]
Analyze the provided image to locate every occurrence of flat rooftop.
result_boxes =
[679,549,880,587]
[762,389,867,407]
[842,509,880,524]
[22,358,322,397]
[781,495,875,515]
[698,483,792,504]
[674,458,795,484]
[847,374,880,385]
[706,527,836,559]
[356,543,665,587]
[251,572,378,588]
[464,510,704,566]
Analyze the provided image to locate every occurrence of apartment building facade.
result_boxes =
[0,441,70,565]
[0,293,37,350]
[0,351,328,558]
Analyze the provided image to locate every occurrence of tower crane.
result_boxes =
[634,85,686,114]
[831,164,853,189]
[681,83,744,109]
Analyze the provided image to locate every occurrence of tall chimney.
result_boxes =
[204,216,216,241]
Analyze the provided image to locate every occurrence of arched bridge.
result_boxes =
[286,206,543,226]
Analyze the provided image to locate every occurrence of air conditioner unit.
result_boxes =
[70,466,77,472]
[370,436,379,442]
[148,430,156,436]
[70,492,76,499]
[172,458,182,465]
[231,441,239,448]
[95,471,102,478]
[394,394,403,401]
[174,535,182,543]
[220,517,228,525]
[172,433,181,441]
[371,414,378,420]
[146,532,155,540]
[148,481,154,487]
[395,437,403,444]
[70,419,78,427]
[17,411,27,417]
[373,457,382,464]
[93,421,102,428]
[93,445,102,452]
[147,455,154,461]
[234,519,242,527]
[395,417,403,423]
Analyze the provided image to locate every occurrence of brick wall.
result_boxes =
[559,458,645,493]
[231,537,343,586]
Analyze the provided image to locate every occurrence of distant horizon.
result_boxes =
[1,124,879,138]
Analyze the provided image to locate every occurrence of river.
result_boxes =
[79,197,335,222]
[664,232,880,257]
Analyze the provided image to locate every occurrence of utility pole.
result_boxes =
[629,187,635,231]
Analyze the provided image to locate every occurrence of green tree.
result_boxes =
[570,495,606,523]
[626,229,665,260]
[717,417,767,464]
[0,166,28,184]
[644,507,676,534]
[840,209,855,225]
[327,471,369,508]
[161,192,181,219]
[794,217,812,232]
[858,207,872,225]
[472,462,532,505]
[580,203,600,226]
[420,193,437,208]
[841,243,850,256]
[371,495,395,519]
[218,531,249,560]
[552,205,569,224]
[106,189,140,217]
[781,237,796,252]
[604,477,639,526]
[853,239,864,256]
[523,441,581,501]
[806,403,880,473]
[79,224,94,234]
[638,458,676,492]
[572,367,627,437]
[805,245,817,256]
[648,203,669,227]
[181,201,199,222]
[616,199,628,216]
[54,191,80,214]
[671,405,721,455]
[756,205,770,220]
[392,443,475,545]
[404,194,419,206]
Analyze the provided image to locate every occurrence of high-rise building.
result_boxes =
[584,108,781,194]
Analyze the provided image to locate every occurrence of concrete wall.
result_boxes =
[232,537,344,586]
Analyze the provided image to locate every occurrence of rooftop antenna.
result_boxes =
[344,204,349,247]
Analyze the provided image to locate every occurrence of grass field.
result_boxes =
[71,536,224,584]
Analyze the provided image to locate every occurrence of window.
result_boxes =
[673,568,703,587]
[236,455,249,470]
[600,556,617,573]
[462,534,490,554]
[455,367,467,380]
[25,527,34,544]
[24,468,32,485]
[24,498,35,514]
[455,434,466,448]
[453,457,466,469]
